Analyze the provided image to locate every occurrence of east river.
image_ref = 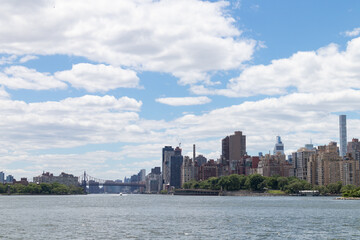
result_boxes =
[0,194,360,239]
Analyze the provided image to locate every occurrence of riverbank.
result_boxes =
[222,190,285,196]
[336,197,360,200]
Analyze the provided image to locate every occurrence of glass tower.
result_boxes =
[339,115,347,157]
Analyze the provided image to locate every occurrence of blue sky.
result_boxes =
[1,0,360,180]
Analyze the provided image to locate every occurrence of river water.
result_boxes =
[0,194,359,239]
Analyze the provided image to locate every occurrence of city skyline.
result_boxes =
[1,1,360,180]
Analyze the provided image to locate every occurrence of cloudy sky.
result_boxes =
[1,0,360,181]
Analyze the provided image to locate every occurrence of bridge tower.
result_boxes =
[82,171,87,193]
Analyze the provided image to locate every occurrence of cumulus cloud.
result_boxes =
[155,96,211,106]
[191,37,360,97]
[0,0,256,85]
[0,66,67,90]
[55,63,140,92]
[0,55,17,65]
[0,95,143,151]
[19,55,38,63]
[0,64,140,92]
[345,27,360,37]
[0,86,10,99]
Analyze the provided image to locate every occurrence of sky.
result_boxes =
[1,0,360,181]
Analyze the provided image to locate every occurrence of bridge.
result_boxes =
[79,171,146,193]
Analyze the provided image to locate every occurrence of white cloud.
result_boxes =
[0,86,10,99]
[345,27,360,37]
[0,95,143,151]
[19,55,38,63]
[0,66,67,90]
[155,96,211,106]
[0,64,140,92]
[55,63,140,92]
[0,0,256,85]
[0,55,17,65]
[191,37,360,97]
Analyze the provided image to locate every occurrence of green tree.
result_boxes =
[218,176,230,191]
[265,176,279,190]
[40,183,52,194]
[208,177,220,190]
[52,185,69,195]
[245,174,265,191]
[313,185,329,195]
[182,182,193,189]
[227,174,241,191]
[0,184,7,193]
[326,181,342,194]
[277,177,289,191]
[341,184,356,193]
[284,179,311,194]
[24,183,42,194]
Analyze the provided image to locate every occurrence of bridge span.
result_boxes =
[79,171,145,192]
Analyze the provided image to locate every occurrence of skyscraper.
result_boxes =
[339,115,347,158]
[170,147,183,188]
[0,171,4,184]
[162,146,174,188]
[227,131,246,160]
[273,136,284,155]
[221,136,230,160]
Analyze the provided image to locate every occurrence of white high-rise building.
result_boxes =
[339,115,347,157]
[273,136,284,155]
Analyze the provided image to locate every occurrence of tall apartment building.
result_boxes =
[339,158,360,186]
[292,146,316,181]
[229,131,246,160]
[347,138,360,161]
[138,169,146,182]
[195,155,207,166]
[199,159,218,181]
[260,154,292,177]
[181,156,195,187]
[222,131,246,161]
[339,115,347,157]
[220,131,246,176]
[307,142,342,186]
[145,167,162,193]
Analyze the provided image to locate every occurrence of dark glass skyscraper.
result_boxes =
[170,147,183,188]
[162,146,174,188]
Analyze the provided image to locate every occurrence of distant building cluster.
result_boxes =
[33,172,79,186]
[139,114,360,192]
[0,171,28,185]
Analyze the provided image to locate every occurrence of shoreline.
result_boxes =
[335,197,360,200]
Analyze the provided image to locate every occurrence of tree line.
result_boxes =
[182,174,352,195]
[0,182,84,195]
